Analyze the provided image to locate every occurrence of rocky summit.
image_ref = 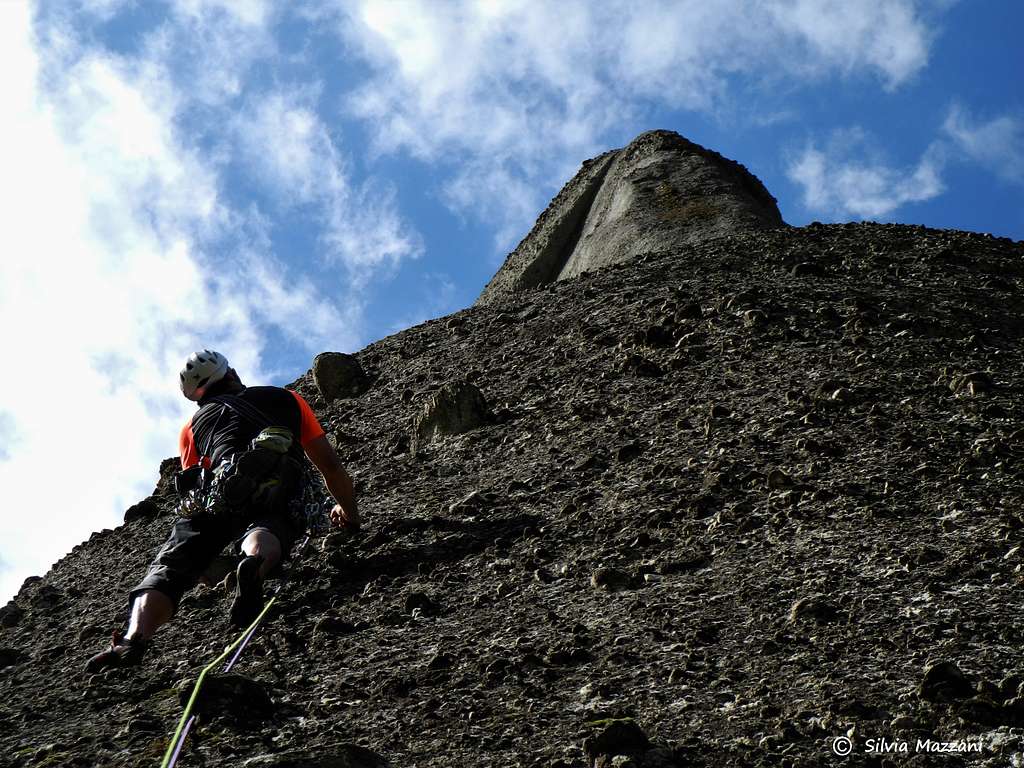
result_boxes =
[2,132,1024,768]
[477,130,784,305]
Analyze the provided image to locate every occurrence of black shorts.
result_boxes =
[129,509,299,611]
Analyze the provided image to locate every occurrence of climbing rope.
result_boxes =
[160,593,278,768]
[160,533,315,768]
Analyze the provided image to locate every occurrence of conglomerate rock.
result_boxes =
[410,379,491,456]
[476,129,784,304]
[1,214,1023,768]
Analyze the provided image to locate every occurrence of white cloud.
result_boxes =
[0,412,18,462]
[442,161,543,253]
[334,0,941,246]
[235,89,422,279]
[52,54,221,240]
[0,4,202,602]
[236,249,363,349]
[240,90,338,202]
[83,0,131,20]
[173,0,272,28]
[786,128,946,219]
[787,104,1024,222]
[0,3,407,604]
[767,0,932,89]
[943,105,1024,184]
[0,7,228,606]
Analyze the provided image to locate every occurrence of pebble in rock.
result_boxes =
[448,489,495,514]
[919,660,974,701]
[241,743,389,767]
[321,530,356,551]
[766,469,795,490]
[960,695,1003,726]
[998,674,1023,698]
[830,387,855,403]
[788,595,839,624]
[743,309,767,327]
[949,370,994,396]
[123,497,160,523]
[1002,696,1024,726]
[0,648,26,669]
[404,591,441,616]
[426,651,456,670]
[591,568,634,591]
[791,261,825,277]
[889,714,919,731]
[183,673,275,720]
[0,603,23,628]
[314,616,357,638]
[313,352,370,401]
[583,718,650,763]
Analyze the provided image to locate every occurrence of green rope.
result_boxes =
[159,595,277,768]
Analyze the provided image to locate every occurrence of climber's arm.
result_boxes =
[304,435,360,530]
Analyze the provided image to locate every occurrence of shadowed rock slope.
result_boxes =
[2,222,1024,768]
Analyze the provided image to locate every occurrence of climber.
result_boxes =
[85,350,359,672]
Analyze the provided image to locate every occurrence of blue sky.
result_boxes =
[0,0,1021,604]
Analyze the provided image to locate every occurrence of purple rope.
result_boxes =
[165,620,260,767]
[167,716,195,767]
[223,621,261,673]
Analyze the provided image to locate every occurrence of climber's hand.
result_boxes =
[330,503,360,531]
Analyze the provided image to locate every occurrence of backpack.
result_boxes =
[175,395,303,519]
[216,426,303,516]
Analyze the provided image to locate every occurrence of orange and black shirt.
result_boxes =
[179,386,325,470]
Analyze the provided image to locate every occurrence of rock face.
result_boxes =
[477,129,784,304]
[241,743,389,768]
[1,135,1023,767]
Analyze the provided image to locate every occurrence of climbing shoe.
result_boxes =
[230,555,265,629]
[85,632,147,673]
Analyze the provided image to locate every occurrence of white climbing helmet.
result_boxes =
[179,349,229,401]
